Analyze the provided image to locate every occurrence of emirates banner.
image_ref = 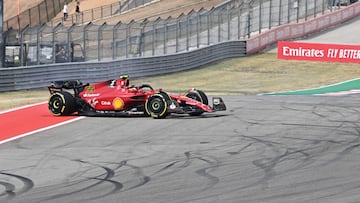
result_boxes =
[277,41,360,64]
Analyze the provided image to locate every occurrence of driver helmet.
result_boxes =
[119,75,130,87]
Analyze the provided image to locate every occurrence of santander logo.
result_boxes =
[278,41,360,63]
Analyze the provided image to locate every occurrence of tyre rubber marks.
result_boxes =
[0,172,34,199]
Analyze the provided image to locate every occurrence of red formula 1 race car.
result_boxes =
[48,75,226,119]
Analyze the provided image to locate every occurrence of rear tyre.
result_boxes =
[185,89,208,116]
[48,91,76,116]
[145,93,168,119]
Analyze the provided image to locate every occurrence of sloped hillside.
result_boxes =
[4,0,44,20]
[4,0,123,20]
[95,0,225,24]
[5,0,224,24]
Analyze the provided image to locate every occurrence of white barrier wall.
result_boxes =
[246,2,360,54]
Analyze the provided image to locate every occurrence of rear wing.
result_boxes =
[48,80,88,95]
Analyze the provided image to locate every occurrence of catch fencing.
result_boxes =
[0,41,246,91]
[3,0,349,67]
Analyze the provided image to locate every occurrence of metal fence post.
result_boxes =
[36,24,46,65]
[139,19,147,57]
[207,11,210,45]
[83,23,91,61]
[19,26,29,66]
[227,6,230,41]
[126,20,135,58]
[269,0,272,29]
[152,19,160,56]
[279,0,282,26]
[52,23,61,64]
[67,24,76,63]
[197,12,200,48]
[287,0,291,23]
[98,23,106,61]
[259,0,262,33]
[112,21,122,60]
[305,0,308,21]
[174,18,178,52]
[296,0,300,23]
[217,10,221,43]
[164,19,168,54]
[237,4,241,39]
[247,4,252,38]
[186,15,190,51]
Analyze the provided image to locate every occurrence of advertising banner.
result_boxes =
[277,41,360,64]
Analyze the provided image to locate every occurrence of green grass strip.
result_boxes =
[263,78,360,95]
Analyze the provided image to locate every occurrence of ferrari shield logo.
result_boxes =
[113,97,124,110]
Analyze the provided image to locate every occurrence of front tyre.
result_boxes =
[145,93,168,119]
[48,91,76,116]
[185,89,208,116]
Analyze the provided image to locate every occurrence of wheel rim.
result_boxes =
[150,98,164,113]
[145,95,167,118]
[49,94,65,115]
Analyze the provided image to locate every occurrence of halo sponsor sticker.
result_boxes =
[113,98,124,110]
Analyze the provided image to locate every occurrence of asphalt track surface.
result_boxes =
[1,17,360,203]
[2,95,360,203]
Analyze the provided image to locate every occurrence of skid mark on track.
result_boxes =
[123,163,151,191]
[0,181,16,199]
[38,159,124,201]
[0,172,34,200]
[151,151,221,191]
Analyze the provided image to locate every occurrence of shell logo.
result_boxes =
[113,97,124,110]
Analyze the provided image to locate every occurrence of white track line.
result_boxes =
[0,116,85,145]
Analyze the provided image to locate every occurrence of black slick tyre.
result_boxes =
[145,93,168,119]
[48,91,76,116]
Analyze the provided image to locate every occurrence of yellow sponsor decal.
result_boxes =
[85,86,95,92]
[113,97,124,110]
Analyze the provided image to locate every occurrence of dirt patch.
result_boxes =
[96,0,225,24]
[4,0,44,20]
[54,0,224,25]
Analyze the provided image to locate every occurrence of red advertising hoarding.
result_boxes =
[277,41,360,64]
